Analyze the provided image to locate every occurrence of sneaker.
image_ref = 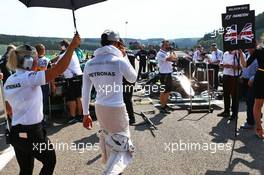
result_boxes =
[217,111,230,117]
[240,122,254,130]
[160,107,171,114]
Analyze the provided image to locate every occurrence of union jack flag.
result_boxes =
[224,24,238,45]
[239,23,254,43]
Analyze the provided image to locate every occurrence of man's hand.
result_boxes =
[167,54,177,62]
[83,115,93,130]
[69,34,81,49]
[223,64,233,68]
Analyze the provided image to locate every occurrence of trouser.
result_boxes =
[10,123,56,175]
[240,77,249,100]
[41,84,50,116]
[95,104,133,174]
[208,64,219,89]
[138,61,146,78]
[223,75,239,116]
[123,86,135,122]
[246,81,255,125]
[148,61,156,72]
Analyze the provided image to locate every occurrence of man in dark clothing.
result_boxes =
[136,45,148,79]
[0,45,16,84]
[148,45,157,72]
[123,50,136,125]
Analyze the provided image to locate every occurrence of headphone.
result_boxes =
[17,45,35,70]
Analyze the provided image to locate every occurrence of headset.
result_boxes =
[17,45,35,70]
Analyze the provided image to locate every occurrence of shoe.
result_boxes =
[165,105,175,111]
[255,128,264,139]
[217,111,230,117]
[129,119,136,126]
[240,122,254,130]
[65,116,77,124]
[160,107,171,114]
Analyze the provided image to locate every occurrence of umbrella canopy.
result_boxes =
[19,0,106,10]
[19,0,107,33]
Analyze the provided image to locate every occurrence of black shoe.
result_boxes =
[160,107,171,114]
[65,116,77,124]
[240,122,254,130]
[165,105,175,111]
[217,111,230,117]
[129,119,136,126]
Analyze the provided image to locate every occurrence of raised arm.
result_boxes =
[45,34,81,83]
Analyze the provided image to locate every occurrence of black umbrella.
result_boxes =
[19,0,107,33]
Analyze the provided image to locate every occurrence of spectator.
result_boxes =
[240,48,258,129]
[136,45,148,80]
[57,39,83,123]
[35,43,51,126]
[208,43,223,90]
[156,40,177,114]
[0,45,16,83]
[218,50,245,120]
[193,45,203,63]
[148,45,157,72]
[240,45,264,138]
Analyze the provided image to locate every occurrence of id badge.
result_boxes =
[19,132,28,139]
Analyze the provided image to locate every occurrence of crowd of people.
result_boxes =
[0,30,264,174]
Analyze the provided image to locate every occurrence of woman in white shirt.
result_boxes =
[4,34,80,175]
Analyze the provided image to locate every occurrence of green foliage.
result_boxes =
[0,45,7,55]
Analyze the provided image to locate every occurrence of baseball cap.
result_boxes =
[102,30,125,46]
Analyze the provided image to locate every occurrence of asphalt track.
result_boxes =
[1,98,264,175]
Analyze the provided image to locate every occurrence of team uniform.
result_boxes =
[193,50,202,62]
[57,51,82,101]
[123,50,136,124]
[0,53,12,84]
[209,49,223,89]
[148,49,157,72]
[221,51,245,118]
[135,49,148,79]
[4,70,56,175]
[82,45,137,174]
[37,56,50,116]
[156,49,173,93]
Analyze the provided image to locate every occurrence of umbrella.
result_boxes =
[19,0,107,33]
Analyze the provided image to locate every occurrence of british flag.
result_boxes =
[224,24,238,45]
[239,23,254,43]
